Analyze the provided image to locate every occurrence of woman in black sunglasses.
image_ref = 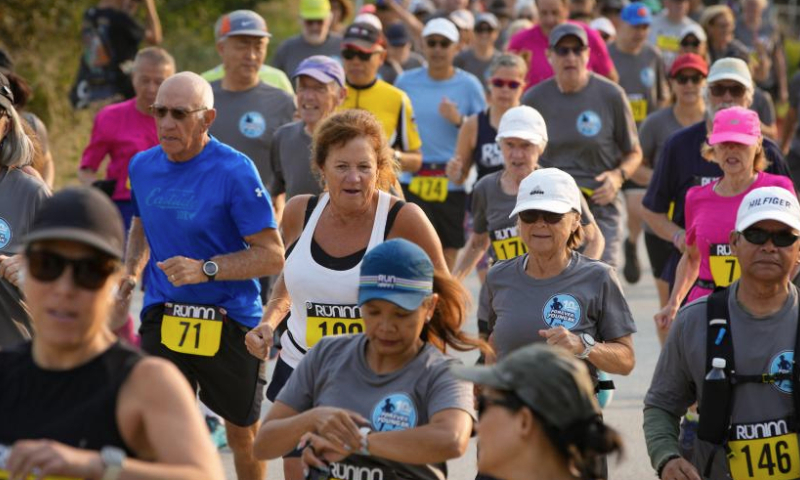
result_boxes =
[0,187,224,480]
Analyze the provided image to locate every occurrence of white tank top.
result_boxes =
[280,191,392,368]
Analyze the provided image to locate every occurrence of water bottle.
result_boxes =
[697,357,731,444]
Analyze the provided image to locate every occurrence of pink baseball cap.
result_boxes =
[708,106,761,146]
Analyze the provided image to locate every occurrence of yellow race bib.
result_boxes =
[656,35,680,52]
[492,237,528,261]
[408,176,448,202]
[708,243,741,287]
[305,302,365,348]
[728,420,799,480]
[161,303,224,357]
[629,96,648,123]
[0,471,79,480]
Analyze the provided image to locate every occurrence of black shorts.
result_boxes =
[140,304,266,427]
[644,231,675,279]
[402,187,467,249]
[621,179,647,191]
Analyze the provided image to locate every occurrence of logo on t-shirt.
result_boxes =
[372,393,417,431]
[768,350,794,394]
[576,111,601,137]
[0,217,12,250]
[239,111,266,138]
[640,67,655,88]
[542,293,582,330]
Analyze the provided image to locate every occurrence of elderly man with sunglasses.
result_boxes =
[123,71,285,480]
[645,186,800,480]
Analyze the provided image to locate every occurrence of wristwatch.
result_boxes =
[202,260,219,282]
[576,333,596,359]
[99,446,126,480]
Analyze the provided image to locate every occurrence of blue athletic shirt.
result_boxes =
[395,67,486,191]
[129,136,277,327]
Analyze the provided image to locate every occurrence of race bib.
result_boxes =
[656,35,680,52]
[306,302,365,347]
[580,187,594,199]
[492,237,528,261]
[408,176,448,202]
[708,243,740,287]
[728,419,799,480]
[628,95,647,123]
[161,303,224,357]
[0,471,79,480]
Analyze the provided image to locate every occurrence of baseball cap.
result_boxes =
[510,168,582,218]
[600,0,626,12]
[669,53,708,77]
[496,106,548,147]
[343,22,386,52]
[475,13,500,30]
[358,239,434,311]
[410,0,436,15]
[22,187,125,259]
[589,17,616,37]
[292,55,345,87]
[707,57,753,91]
[488,0,511,18]
[353,13,383,30]
[450,9,475,30]
[300,0,331,20]
[679,23,707,43]
[708,106,761,146]
[0,72,14,112]
[451,343,601,430]
[422,18,460,43]
[549,23,588,47]
[215,10,271,42]
[736,187,800,232]
[386,23,411,47]
[620,2,651,25]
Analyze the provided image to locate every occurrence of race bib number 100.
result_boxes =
[306,302,365,347]
[728,419,799,480]
[161,303,224,357]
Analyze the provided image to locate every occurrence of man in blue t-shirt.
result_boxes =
[123,72,284,480]
[395,18,486,268]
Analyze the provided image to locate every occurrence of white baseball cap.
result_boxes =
[707,57,753,91]
[590,17,616,37]
[449,9,475,30]
[496,106,548,147]
[422,18,460,43]
[679,23,707,43]
[510,168,582,218]
[735,187,800,232]
[353,13,383,31]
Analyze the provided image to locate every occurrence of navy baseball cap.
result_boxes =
[215,10,271,42]
[358,239,434,311]
[292,55,346,87]
[621,2,652,25]
[386,23,410,47]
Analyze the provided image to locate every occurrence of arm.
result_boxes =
[774,40,789,104]
[384,0,424,46]
[781,106,797,154]
[124,216,149,280]
[387,202,450,275]
[644,406,701,480]
[452,232,490,281]
[592,144,643,206]
[581,222,605,260]
[396,149,423,173]
[641,207,684,245]
[538,328,634,374]
[78,168,100,186]
[141,0,162,45]
[446,115,478,186]
[272,193,286,225]
[655,245,699,328]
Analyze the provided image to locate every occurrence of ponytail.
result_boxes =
[422,273,493,356]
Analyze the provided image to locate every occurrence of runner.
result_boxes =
[377,23,426,85]
[655,107,794,326]
[781,69,800,191]
[0,187,224,480]
[644,186,800,480]
[522,23,642,268]
[735,0,788,104]
[591,17,617,43]
[395,18,486,269]
[677,23,707,58]
[272,0,343,77]
[245,109,446,480]
[124,72,285,480]
[253,239,487,480]
[647,0,700,71]
[701,6,750,67]
[454,13,502,90]
[5,71,54,188]
[452,343,625,480]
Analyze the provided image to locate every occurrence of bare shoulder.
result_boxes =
[122,356,193,402]
[282,194,315,243]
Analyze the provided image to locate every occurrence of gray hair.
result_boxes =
[488,53,529,77]
[703,87,754,120]
[0,105,34,168]
[134,47,176,72]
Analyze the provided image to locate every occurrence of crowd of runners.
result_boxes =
[1,0,800,478]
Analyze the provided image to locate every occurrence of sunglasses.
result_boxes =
[476,394,522,417]
[741,228,800,248]
[681,39,701,48]
[150,105,208,120]
[518,209,567,224]
[553,45,587,57]
[674,74,704,85]
[341,49,376,61]
[475,26,495,34]
[26,250,118,290]
[304,19,324,26]
[709,84,746,98]
[426,38,453,49]
[490,78,522,89]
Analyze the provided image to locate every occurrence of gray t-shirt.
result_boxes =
[752,87,776,126]
[639,107,682,172]
[645,282,799,480]
[486,251,637,375]
[454,49,500,89]
[268,120,322,199]
[378,53,426,85]
[648,13,699,70]
[521,74,640,190]
[209,80,296,187]
[271,33,344,78]
[607,43,668,125]
[277,334,474,480]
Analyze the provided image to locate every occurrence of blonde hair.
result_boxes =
[700,138,768,171]
[0,104,34,168]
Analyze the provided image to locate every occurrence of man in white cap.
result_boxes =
[395,18,486,269]
[645,186,800,480]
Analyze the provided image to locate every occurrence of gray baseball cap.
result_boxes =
[215,10,272,42]
[549,23,588,47]
[451,343,600,429]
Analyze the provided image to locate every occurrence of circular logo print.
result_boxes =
[372,393,417,431]
[768,350,794,394]
[576,111,602,137]
[0,217,11,250]
[640,67,655,88]
[542,294,582,330]
[239,111,266,138]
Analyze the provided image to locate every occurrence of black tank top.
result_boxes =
[473,110,504,180]
[0,341,142,455]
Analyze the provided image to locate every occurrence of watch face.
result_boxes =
[203,261,218,276]
[582,333,596,347]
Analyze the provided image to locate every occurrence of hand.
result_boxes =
[5,440,105,480]
[312,406,369,452]
[157,256,206,287]
[245,323,275,359]
[446,155,464,184]
[110,275,137,330]
[539,327,583,356]
[299,432,350,469]
[0,254,24,287]
[592,169,624,205]
[660,456,702,480]
[654,303,679,331]
[438,97,461,126]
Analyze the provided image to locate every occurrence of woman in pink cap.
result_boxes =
[655,106,795,328]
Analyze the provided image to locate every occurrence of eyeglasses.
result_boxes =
[26,250,118,290]
[475,25,495,34]
[476,394,522,417]
[599,32,612,42]
[674,74,704,85]
[709,84,746,98]
[490,78,522,89]
[341,49,377,61]
[426,38,453,49]
[518,209,567,224]
[150,105,208,120]
[552,45,587,57]
[741,228,800,248]
[680,39,701,48]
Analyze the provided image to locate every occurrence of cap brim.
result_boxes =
[450,364,512,389]
[625,18,651,26]
[22,227,123,259]
[707,73,751,89]
[496,130,545,145]
[301,12,331,20]
[358,287,428,311]
[293,68,341,86]
[737,212,800,232]
[343,40,383,52]
[220,30,272,40]
[551,33,587,47]
[510,200,574,218]
[708,132,759,146]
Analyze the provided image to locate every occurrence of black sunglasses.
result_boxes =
[674,74,704,85]
[476,393,523,417]
[150,105,208,120]
[341,49,376,61]
[681,39,701,48]
[475,25,495,33]
[741,228,800,248]
[709,84,746,98]
[519,210,568,224]
[553,45,587,57]
[426,38,453,49]
[26,250,118,290]
[490,78,522,89]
